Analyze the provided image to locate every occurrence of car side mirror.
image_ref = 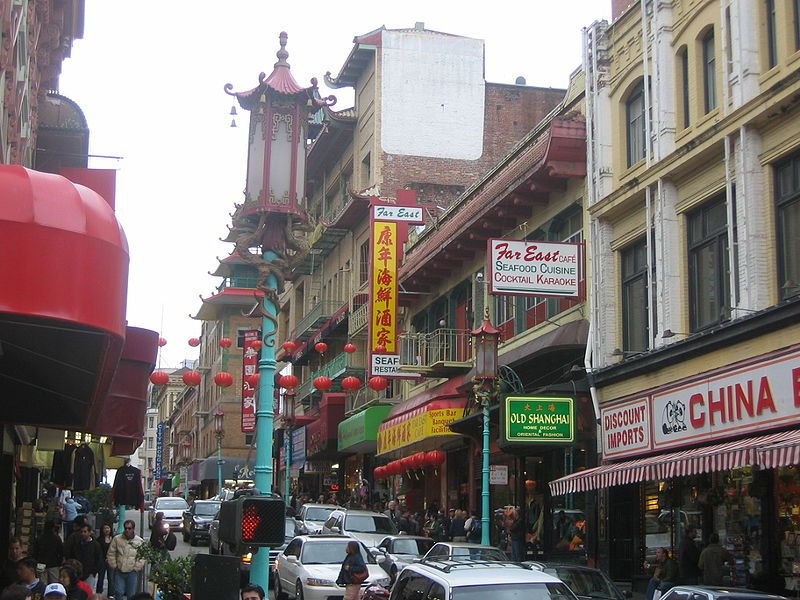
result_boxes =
[376,555,386,564]
[331,526,341,534]
[287,555,298,564]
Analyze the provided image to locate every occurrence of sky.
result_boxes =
[58,1,611,369]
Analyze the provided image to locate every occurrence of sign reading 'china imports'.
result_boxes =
[503,396,574,444]
[488,239,583,298]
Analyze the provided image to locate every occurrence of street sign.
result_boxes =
[503,396,574,444]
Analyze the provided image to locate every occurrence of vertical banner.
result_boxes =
[369,197,424,378]
[242,329,260,432]
[155,422,164,480]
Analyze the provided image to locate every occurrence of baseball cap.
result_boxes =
[44,583,67,597]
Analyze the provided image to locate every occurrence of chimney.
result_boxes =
[612,0,635,20]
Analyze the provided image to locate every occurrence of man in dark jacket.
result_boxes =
[65,525,101,588]
[17,557,46,600]
[679,526,701,584]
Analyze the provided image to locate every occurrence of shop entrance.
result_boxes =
[609,484,638,580]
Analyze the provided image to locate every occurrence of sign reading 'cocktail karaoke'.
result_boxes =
[488,239,583,298]
[503,396,575,444]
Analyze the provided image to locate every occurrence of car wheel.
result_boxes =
[295,580,304,600]
[275,574,287,600]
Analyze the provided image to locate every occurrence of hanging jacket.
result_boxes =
[111,465,144,509]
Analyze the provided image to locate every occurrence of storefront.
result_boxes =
[339,405,392,506]
[551,344,800,593]
[305,394,346,500]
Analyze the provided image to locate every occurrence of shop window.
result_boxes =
[494,295,515,341]
[621,237,652,352]
[702,29,717,114]
[776,153,800,299]
[777,467,800,580]
[626,80,647,167]
[688,194,731,331]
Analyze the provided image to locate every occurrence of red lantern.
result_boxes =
[252,340,263,350]
[149,371,170,386]
[314,341,328,354]
[343,343,357,353]
[158,337,167,347]
[341,376,362,392]
[415,453,428,469]
[182,371,202,386]
[246,373,261,387]
[374,466,384,480]
[282,340,298,353]
[386,462,398,476]
[525,479,536,491]
[214,372,234,388]
[427,450,445,466]
[313,376,332,391]
[219,337,233,348]
[280,374,299,389]
[369,376,388,392]
[188,337,201,347]
[375,344,387,354]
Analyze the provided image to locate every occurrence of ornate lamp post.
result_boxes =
[214,409,225,495]
[470,308,500,545]
[282,385,296,503]
[181,439,192,502]
[224,32,334,588]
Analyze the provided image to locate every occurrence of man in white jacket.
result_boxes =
[106,520,145,600]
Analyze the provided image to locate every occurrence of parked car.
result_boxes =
[322,509,398,547]
[209,510,222,555]
[659,587,789,600]
[373,535,435,581]
[391,556,577,600]
[274,535,390,600]
[297,503,343,534]
[423,541,508,561]
[181,500,221,546]
[148,496,189,531]
[527,563,631,600]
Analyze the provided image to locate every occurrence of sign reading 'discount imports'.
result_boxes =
[488,239,583,298]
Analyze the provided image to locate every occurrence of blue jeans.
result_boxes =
[114,570,139,600]
[511,539,526,561]
[97,563,115,595]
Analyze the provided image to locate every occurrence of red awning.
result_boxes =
[757,429,800,469]
[549,429,800,496]
[0,166,129,429]
[385,375,467,420]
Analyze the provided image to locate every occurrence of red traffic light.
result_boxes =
[240,497,285,546]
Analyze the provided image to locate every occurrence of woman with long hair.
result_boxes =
[336,541,367,600]
[96,523,115,596]
[58,564,88,600]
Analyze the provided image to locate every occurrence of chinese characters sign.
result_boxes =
[488,239,584,298]
[241,329,260,433]
[502,396,574,444]
[371,220,398,354]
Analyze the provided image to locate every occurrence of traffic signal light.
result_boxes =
[218,495,285,553]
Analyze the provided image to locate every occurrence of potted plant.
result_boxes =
[135,541,194,600]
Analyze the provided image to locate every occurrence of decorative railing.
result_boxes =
[398,328,472,369]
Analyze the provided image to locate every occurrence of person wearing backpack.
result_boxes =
[466,511,482,543]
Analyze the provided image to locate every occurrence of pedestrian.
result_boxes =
[449,510,466,542]
[65,525,101,590]
[42,584,69,600]
[148,513,175,561]
[33,521,63,584]
[61,562,92,599]
[384,501,399,526]
[16,557,45,600]
[698,533,730,586]
[466,512,482,544]
[645,547,678,600]
[679,526,701,584]
[57,565,88,600]
[0,537,25,589]
[429,512,447,542]
[240,583,265,600]
[336,540,367,600]
[106,520,145,600]
[62,517,86,561]
[508,508,526,561]
[2,584,32,600]
[95,524,115,596]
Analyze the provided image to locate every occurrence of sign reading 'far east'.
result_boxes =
[503,396,574,444]
[488,239,583,298]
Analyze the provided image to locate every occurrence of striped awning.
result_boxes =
[550,429,800,496]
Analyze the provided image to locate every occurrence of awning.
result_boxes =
[306,393,346,459]
[377,396,468,455]
[549,429,800,496]
[757,430,800,469]
[338,404,393,453]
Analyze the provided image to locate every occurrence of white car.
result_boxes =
[322,509,398,547]
[297,504,343,535]
[148,496,189,531]
[274,535,390,600]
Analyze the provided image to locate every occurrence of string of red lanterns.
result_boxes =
[182,371,202,386]
[188,337,201,347]
[214,372,234,387]
[219,337,233,348]
[373,451,445,480]
[149,371,170,386]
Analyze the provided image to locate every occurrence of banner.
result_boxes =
[155,422,164,479]
[241,329,260,433]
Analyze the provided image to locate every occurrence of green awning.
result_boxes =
[338,405,392,453]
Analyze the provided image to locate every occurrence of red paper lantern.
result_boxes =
[252,340,263,350]
[314,341,328,354]
[214,372,234,388]
[525,479,537,491]
[246,373,261,387]
[374,466,384,480]
[368,376,388,392]
[188,337,201,347]
[279,374,299,389]
[415,453,428,469]
[182,371,202,386]
[282,340,298,353]
[158,337,167,347]
[343,343,357,353]
[375,344,387,354]
[149,371,170,386]
[386,462,398,476]
[427,450,445,466]
[341,376,362,392]
[313,376,332,391]
[219,337,233,348]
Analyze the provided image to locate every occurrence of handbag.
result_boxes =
[351,569,369,584]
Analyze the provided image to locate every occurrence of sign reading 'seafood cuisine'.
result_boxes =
[488,239,584,298]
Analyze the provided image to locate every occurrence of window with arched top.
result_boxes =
[626,80,646,167]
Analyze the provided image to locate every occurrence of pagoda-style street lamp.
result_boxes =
[225,33,334,588]
[470,308,500,545]
[282,381,296,503]
[181,439,193,502]
[214,409,225,495]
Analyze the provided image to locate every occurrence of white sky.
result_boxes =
[58,1,611,368]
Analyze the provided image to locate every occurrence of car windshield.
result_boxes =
[451,547,507,560]
[454,583,575,600]
[345,515,398,534]
[194,503,220,516]
[301,541,374,565]
[548,568,618,600]
[156,498,188,510]
[392,539,435,555]
[305,507,337,521]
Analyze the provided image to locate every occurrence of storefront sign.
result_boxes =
[338,405,393,452]
[373,205,424,222]
[155,422,164,479]
[304,461,332,474]
[291,426,306,470]
[602,346,800,458]
[488,239,583,298]
[241,329,260,433]
[490,464,508,485]
[503,396,574,444]
[601,398,650,458]
[377,401,465,455]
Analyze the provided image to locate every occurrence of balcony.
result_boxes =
[294,350,367,406]
[348,301,369,336]
[294,299,344,341]
[398,328,473,377]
